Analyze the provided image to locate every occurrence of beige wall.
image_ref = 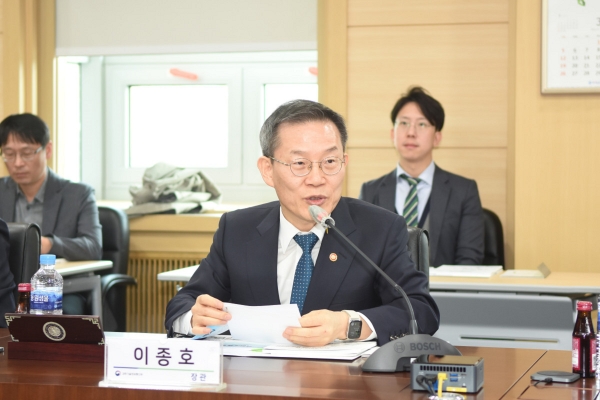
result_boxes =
[0,0,56,178]
[0,0,5,177]
[511,1,600,273]
[56,0,317,56]
[320,0,600,272]
[319,0,509,262]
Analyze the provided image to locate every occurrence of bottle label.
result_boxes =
[573,337,581,371]
[592,338,597,373]
[30,290,63,311]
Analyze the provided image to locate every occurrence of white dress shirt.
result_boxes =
[395,161,435,221]
[173,208,376,340]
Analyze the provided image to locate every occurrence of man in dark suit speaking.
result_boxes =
[165,100,439,346]
[360,87,484,267]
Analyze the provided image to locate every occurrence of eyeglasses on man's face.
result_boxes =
[0,146,44,163]
[270,156,345,177]
[394,120,434,133]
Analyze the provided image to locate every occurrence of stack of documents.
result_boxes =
[206,336,377,360]
[195,303,377,360]
[429,265,503,278]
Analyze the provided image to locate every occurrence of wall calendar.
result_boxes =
[542,0,600,93]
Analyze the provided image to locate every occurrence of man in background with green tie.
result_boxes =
[359,86,484,266]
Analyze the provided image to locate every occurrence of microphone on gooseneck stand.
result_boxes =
[308,205,460,372]
[308,205,419,335]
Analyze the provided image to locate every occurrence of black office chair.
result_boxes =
[406,226,429,281]
[482,208,504,266]
[6,223,41,301]
[98,205,136,332]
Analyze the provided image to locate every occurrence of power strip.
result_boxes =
[410,355,484,393]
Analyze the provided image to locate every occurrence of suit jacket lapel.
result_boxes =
[41,170,62,235]
[0,179,17,221]
[245,205,281,305]
[428,165,450,263]
[377,170,398,214]
[303,198,357,312]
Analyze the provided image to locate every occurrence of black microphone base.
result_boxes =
[361,335,461,373]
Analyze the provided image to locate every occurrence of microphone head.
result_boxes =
[308,205,335,227]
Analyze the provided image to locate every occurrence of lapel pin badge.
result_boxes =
[329,253,338,262]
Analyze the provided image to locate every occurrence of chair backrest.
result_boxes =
[6,223,41,300]
[407,226,429,280]
[98,206,130,275]
[482,208,504,266]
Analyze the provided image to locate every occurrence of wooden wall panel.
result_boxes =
[348,0,508,27]
[512,1,600,273]
[0,0,55,171]
[0,37,5,178]
[129,213,220,254]
[317,0,347,118]
[0,1,7,177]
[347,148,506,227]
[347,23,508,149]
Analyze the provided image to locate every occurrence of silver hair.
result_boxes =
[259,99,347,158]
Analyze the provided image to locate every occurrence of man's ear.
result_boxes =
[44,141,53,160]
[257,156,275,188]
[433,130,442,147]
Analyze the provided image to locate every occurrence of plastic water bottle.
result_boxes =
[30,254,63,315]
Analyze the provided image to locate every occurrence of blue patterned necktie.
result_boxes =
[290,233,319,314]
[400,174,421,227]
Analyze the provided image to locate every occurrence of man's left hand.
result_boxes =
[41,237,52,254]
[282,310,348,347]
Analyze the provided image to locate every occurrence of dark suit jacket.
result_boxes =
[0,169,102,261]
[359,165,484,267]
[0,218,15,328]
[165,197,440,345]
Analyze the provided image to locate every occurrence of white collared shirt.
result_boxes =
[395,161,435,221]
[276,208,325,304]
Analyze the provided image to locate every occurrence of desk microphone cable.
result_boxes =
[533,377,553,387]
[416,374,437,396]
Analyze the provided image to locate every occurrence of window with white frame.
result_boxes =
[76,51,318,203]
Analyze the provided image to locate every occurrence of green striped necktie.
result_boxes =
[400,174,421,227]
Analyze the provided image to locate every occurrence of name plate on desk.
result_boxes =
[101,335,225,391]
[5,313,104,363]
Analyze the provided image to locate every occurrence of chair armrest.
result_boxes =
[101,273,137,298]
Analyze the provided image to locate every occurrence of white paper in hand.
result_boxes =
[224,303,301,344]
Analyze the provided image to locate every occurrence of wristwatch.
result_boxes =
[343,310,362,340]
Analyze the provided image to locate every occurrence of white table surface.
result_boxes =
[430,272,600,294]
[157,265,198,281]
[55,259,113,276]
[158,265,600,295]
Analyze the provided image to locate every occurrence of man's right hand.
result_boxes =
[190,294,231,335]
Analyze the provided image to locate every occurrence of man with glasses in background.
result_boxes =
[360,87,484,267]
[166,99,439,346]
[0,113,102,262]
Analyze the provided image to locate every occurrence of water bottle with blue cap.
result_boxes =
[30,254,63,315]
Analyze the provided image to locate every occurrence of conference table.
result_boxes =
[0,329,597,400]
[55,259,113,317]
[157,267,600,351]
